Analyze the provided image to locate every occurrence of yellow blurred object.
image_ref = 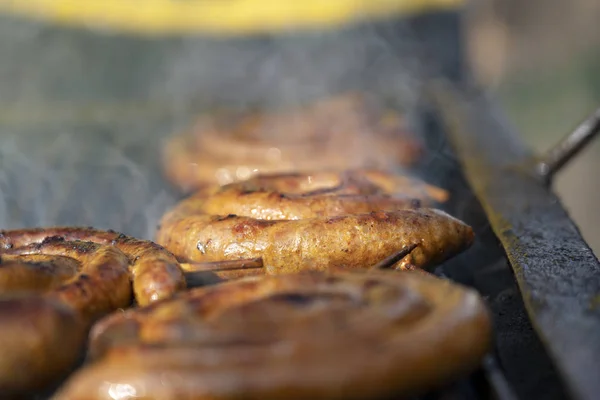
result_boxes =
[0,0,465,36]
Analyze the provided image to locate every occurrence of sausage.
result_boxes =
[161,93,424,191]
[157,208,474,277]
[156,170,470,278]
[198,170,448,220]
[0,297,87,396]
[0,227,187,305]
[54,270,492,400]
[3,239,133,320]
[0,254,79,293]
[0,239,131,395]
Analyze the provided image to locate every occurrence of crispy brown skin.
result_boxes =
[3,240,133,320]
[158,208,474,276]
[199,170,449,220]
[55,271,492,400]
[0,297,87,396]
[162,93,424,191]
[0,228,187,395]
[0,227,187,305]
[0,254,79,293]
[156,171,471,278]
[0,239,131,395]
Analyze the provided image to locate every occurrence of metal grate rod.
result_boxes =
[536,107,600,183]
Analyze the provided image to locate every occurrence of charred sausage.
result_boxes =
[55,270,492,400]
[156,170,470,278]
[0,239,131,395]
[0,227,187,305]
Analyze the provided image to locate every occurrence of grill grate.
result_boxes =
[428,81,600,400]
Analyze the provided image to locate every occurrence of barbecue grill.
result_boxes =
[0,2,598,400]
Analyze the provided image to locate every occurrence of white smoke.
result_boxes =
[0,14,437,240]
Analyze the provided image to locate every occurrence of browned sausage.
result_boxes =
[0,297,87,397]
[0,227,187,305]
[0,254,79,293]
[158,208,473,277]
[54,270,492,400]
[156,171,470,278]
[0,239,131,396]
[162,93,424,191]
[198,170,448,220]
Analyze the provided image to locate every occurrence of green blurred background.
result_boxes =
[466,0,600,255]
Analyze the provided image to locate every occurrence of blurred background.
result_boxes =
[466,0,600,254]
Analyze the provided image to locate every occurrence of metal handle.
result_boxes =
[536,107,600,184]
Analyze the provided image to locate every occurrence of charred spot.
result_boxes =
[216,214,238,221]
[107,229,116,234]
[268,192,286,199]
[41,235,65,245]
[268,291,352,307]
[117,234,127,240]
[87,226,94,230]
[3,243,12,250]
[72,242,95,253]
[268,293,316,306]
[410,199,422,208]
[79,274,91,281]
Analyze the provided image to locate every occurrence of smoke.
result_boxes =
[0,14,434,240]
[160,25,423,110]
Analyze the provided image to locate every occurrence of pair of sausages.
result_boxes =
[156,170,473,279]
[0,169,476,397]
[0,228,186,396]
[54,270,493,400]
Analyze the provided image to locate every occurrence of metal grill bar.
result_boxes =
[429,81,600,400]
[536,107,600,184]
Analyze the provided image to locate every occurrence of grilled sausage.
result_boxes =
[0,240,131,395]
[0,254,79,293]
[162,93,424,191]
[156,170,471,278]
[0,227,187,305]
[54,270,492,400]
[199,170,448,219]
[158,209,473,276]
[0,297,87,397]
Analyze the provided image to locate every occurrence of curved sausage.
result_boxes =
[162,93,424,190]
[0,227,187,305]
[0,239,131,395]
[55,270,492,400]
[156,171,470,278]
